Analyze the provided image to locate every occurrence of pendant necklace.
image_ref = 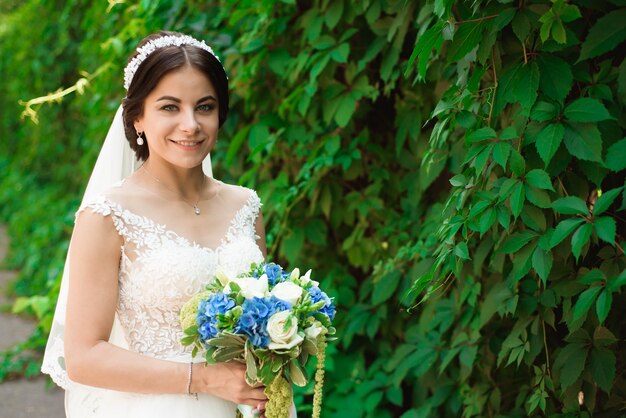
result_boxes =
[142,165,205,215]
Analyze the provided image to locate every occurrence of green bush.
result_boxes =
[1,0,625,416]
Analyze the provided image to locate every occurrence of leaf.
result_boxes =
[531,101,558,122]
[554,343,587,389]
[594,326,618,347]
[493,142,511,170]
[532,247,553,284]
[606,138,626,172]
[406,21,445,78]
[508,62,541,111]
[563,122,603,162]
[454,241,471,260]
[579,269,606,285]
[526,169,554,191]
[608,269,626,292]
[590,348,616,393]
[466,127,497,143]
[498,231,536,254]
[334,92,357,127]
[448,21,485,61]
[550,218,585,248]
[479,208,497,236]
[552,196,588,215]
[572,286,601,322]
[595,289,612,324]
[372,270,402,305]
[449,174,467,187]
[526,186,552,208]
[594,217,616,245]
[509,149,526,177]
[535,123,565,166]
[579,8,626,61]
[289,359,307,387]
[324,0,343,29]
[571,223,593,261]
[510,182,525,219]
[594,187,622,216]
[564,98,613,122]
[537,55,573,102]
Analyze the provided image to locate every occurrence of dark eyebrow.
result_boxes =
[156,95,217,104]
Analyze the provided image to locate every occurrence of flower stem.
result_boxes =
[312,334,327,418]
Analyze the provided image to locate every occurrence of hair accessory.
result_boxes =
[123,34,221,91]
[136,130,144,146]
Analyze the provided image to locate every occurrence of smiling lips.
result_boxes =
[169,139,205,148]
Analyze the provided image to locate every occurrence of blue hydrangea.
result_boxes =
[197,293,235,341]
[263,263,286,286]
[308,286,336,320]
[236,296,291,348]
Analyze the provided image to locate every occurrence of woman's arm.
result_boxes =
[255,210,268,258]
[64,210,266,406]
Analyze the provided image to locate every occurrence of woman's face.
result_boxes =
[134,65,219,169]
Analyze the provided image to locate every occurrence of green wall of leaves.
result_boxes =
[1,0,625,416]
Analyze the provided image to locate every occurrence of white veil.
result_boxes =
[41,104,213,390]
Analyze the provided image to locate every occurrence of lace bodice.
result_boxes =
[79,187,264,359]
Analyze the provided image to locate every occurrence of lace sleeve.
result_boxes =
[222,188,262,244]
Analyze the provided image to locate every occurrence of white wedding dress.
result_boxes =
[45,178,282,417]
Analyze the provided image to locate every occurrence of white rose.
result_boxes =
[271,281,303,305]
[304,322,323,340]
[300,269,319,287]
[267,311,304,350]
[228,275,269,299]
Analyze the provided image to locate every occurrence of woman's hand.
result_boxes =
[195,361,268,408]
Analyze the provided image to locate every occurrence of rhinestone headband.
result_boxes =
[123,35,221,90]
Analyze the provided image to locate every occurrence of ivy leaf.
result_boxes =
[550,218,585,248]
[530,101,558,122]
[498,231,536,254]
[537,55,573,103]
[466,127,497,143]
[552,196,588,215]
[509,149,526,177]
[554,343,588,389]
[493,142,511,170]
[564,98,613,122]
[595,289,612,324]
[512,10,531,41]
[454,241,471,260]
[594,188,622,216]
[608,269,626,292]
[334,92,357,127]
[563,122,603,162]
[372,270,402,305]
[571,223,593,261]
[526,169,555,191]
[448,21,485,62]
[406,21,445,78]
[579,269,606,285]
[594,327,618,347]
[535,123,564,166]
[605,138,626,172]
[579,8,626,61]
[532,247,553,285]
[479,208,497,236]
[526,186,552,208]
[594,217,616,245]
[510,182,526,219]
[573,286,602,322]
[324,0,343,30]
[590,348,616,393]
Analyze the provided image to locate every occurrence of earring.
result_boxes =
[136,130,144,146]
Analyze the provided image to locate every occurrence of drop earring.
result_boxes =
[136,130,144,146]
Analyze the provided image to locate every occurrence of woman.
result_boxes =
[41,31,286,417]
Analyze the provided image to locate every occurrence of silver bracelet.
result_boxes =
[187,362,198,400]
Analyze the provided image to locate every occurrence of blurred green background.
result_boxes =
[1,0,625,416]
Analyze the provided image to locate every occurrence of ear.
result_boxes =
[133,120,143,134]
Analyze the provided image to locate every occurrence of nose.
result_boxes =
[179,107,200,134]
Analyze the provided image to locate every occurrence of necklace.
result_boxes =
[142,165,205,215]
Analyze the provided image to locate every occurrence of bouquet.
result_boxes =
[180,262,336,418]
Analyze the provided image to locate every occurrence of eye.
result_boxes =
[160,104,178,111]
[197,103,216,112]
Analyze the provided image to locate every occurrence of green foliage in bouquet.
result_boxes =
[1,0,625,416]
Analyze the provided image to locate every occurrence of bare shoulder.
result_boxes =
[215,180,259,207]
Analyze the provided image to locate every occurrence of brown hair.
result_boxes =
[121,31,229,161]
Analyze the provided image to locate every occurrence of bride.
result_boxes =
[41,31,293,418]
